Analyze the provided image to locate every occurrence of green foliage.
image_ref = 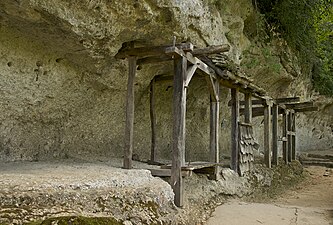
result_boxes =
[255,0,333,96]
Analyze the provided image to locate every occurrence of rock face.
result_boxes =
[0,0,331,162]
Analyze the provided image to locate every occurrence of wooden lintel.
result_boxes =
[285,101,313,109]
[137,55,172,65]
[192,44,230,56]
[274,97,300,104]
[185,64,198,86]
[116,43,193,59]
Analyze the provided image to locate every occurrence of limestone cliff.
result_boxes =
[0,0,331,162]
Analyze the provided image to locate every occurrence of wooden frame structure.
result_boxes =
[116,42,317,207]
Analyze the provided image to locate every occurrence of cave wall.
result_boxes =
[0,0,331,162]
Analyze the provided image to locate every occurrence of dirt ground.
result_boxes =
[206,166,333,225]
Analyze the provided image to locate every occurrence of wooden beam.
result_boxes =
[272,104,278,166]
[228,99,265,106]
[150,78,157,162]
[287,112,293,162]
[274,97,300,104]
[185,64,198,86]
[171,56,187,207]
[115,43,194,59]
[205,75,219,102]
[282,112,288,164]
[137,55,172,65]
[209,79,220,179]
[264,103,272,168]
[123,56,136,169]
[192,44,230,56]
[292,113,296,160]
[285,101,313,109]
[294,106,318,113]
[244,93,252,123]
[231,88,240,174]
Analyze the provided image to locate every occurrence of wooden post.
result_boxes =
[210,79,220,179]
[244,93,252,123]
[171,56,187,207]
[150,78,157,162]
[123,56,136,169]
[292,112,296,160]
[231,88,240,174]
[264,101,272,168]
[282,111,288,164]
[287,111,293,162]
[272,104,278,166]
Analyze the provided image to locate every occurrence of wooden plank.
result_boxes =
[209,79,220,179]
[264,103,272,168]
[162,162,224,170]
[231,88,240,174]
[115,43,194,59]
[292,113,296,160]
[285,101,313,109]
[192,44,230,56]
[282,112,288,164]
[123,56,136,169]
[149,169,191,177]
[244,93,252,123]
[171,56,187,207]
[150,78,157,162]
[274,97,300,104]
[272,104,278,166]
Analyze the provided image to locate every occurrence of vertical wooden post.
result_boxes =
[282,111,288,164]
[123,56,137,169]
[272,104,278,166]
[231,88,240,174]
[292,112,296,160]
[210,80,220,180]
[171,56,187,207]
[287,111,293,162]
[150,78,157,162]
[209,80,220,163]
[264,101,272,168]
[244,93,252,124]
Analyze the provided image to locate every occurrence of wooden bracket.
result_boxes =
[206,75,219,102]
[185,64,198,86]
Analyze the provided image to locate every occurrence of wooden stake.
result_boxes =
[264,102,272,168]
[171,56,187,207]
[272,104,278,166]
[123,56,136,169]
[231,88,240,174]
[150,78,157,162]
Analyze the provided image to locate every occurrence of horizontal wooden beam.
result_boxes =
[115,43,194,59]
[294,106,318,113]
[285,101,314,109]
[192,44,230,56]
[228,99,266,106]
[274,97,300,104]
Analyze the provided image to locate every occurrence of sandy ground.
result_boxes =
[206,166,333,225]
